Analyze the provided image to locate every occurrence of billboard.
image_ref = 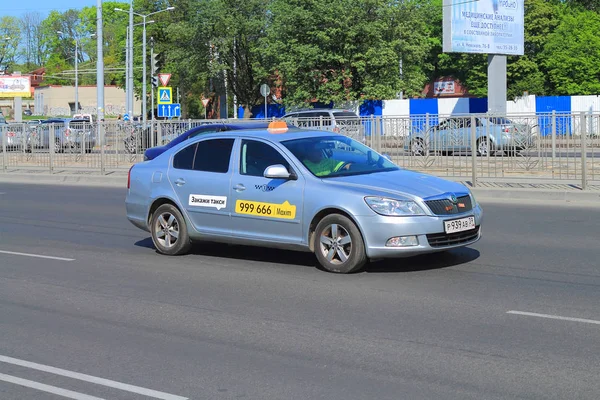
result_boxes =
[434,81,456,95]
[0,76,32,98]
[443,0,524,56]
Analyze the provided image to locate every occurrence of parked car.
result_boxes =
[23,109,32,116]
[0,120,26,151]
[68,118,96,153]
[126,121,482,274]
[143,122,271,161]
[407,116,535,156]
[282,109,363,138]
[26,118,73,153]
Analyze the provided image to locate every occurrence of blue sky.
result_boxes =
[1,1,98,18]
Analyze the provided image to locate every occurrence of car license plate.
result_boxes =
[444,216,475,234]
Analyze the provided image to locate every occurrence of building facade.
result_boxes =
[33,85,141,117]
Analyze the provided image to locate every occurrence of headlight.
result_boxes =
[469,190,478,206]
[364,196,425,216]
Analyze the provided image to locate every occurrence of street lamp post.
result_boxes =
[58,31,94,115]
[115,6,174,128]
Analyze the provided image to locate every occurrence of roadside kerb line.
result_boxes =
[507,311,600,326]
[0,355,188,400]
[0,250,75,262]
[0,372,104,400]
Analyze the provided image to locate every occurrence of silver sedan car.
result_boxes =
[126,122,483,273]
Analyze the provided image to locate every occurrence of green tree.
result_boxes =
[203,0,273,116]
[0,17,21,73]
[264,0,409,107]
[506,0,562,98]
[542,9,600,94]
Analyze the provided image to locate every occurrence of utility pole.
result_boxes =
[75,38,78,113]
[125,29,130,115]
[96,0,104,121]
[142,15,147,129]
[128,0,134,117]
[150,37,155,147]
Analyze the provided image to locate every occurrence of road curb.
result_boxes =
[0,172,126,187]
[471,187,600,203]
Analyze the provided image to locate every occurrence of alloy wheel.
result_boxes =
[154,212,180,248]
[319,223,352,265]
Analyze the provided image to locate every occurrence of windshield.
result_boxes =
[282,135,398,178]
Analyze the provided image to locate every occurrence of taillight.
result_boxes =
[127,165,134,189]
[65,128,71,136]
[7,132,15,137]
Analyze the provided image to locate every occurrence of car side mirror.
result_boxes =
[264,164,296,180]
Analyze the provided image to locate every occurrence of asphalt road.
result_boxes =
[0,183,599,400]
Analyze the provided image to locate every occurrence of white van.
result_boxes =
[282,109,363,138]
[73,113,94,123]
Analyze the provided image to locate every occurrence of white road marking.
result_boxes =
[0,372,104,400]
[0,355,188,400]
[507,311,600,326]
[0,250,75,261]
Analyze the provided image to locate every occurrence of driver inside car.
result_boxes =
[300,142,351,177]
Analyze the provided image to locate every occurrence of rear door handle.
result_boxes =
[174,178,186,186]
[233,183,246,192]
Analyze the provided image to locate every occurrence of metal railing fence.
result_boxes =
[1,113,598,188]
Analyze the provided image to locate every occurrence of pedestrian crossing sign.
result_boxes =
[157,87,172,104]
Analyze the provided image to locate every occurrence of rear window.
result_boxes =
[333,111,359,119]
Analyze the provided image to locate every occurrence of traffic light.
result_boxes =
[152,53,159,75]
[151,76,158,88]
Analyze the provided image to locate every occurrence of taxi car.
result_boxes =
[126,122,482,273]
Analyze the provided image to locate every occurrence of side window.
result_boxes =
[193,138,235,173]
[240,140,290,177]
[188,128,220,140]
[173,143,197,170]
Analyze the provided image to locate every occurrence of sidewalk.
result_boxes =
[0,168,598,204]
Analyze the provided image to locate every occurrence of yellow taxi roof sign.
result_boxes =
[268,120,288,134]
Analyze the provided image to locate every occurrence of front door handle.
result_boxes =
[233,183,246,192]
[174,178,186,186]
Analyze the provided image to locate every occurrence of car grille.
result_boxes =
[426,227,480,248]
[425,195,472,215]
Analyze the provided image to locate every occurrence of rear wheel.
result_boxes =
[410,138,428,156]
[151,204,191,256]
[313,214,367,273]
[125,136,137,154]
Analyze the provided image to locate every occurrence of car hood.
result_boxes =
[325,169,469,200]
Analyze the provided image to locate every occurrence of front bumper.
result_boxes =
[356,205,483,259]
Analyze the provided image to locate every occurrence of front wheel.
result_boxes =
[476,137,492,156]
[313,214,367,273]
[151,204,191,256]
[54,138,63,153]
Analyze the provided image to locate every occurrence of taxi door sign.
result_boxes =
[235,200,296,219]
[157,87,172,104]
